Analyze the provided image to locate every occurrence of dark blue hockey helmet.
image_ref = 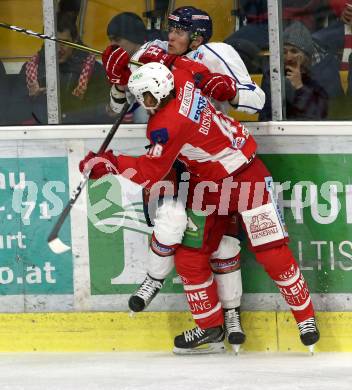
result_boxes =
[168,6,213,44]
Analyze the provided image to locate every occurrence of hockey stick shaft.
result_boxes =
[0,21,142,66]
[47,102,130,251]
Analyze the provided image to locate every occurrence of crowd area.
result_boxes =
[0,0,351,125]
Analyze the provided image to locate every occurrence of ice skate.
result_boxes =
[173,326,225,355]
[128,274,164,312]
[298,317,320,354]
[224,307,246,355]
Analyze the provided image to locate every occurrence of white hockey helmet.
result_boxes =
[128,62,174,110]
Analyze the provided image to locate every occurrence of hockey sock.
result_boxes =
[255,245,315,323]
[183,274,223,329]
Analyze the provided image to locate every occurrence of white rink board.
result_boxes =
[0,122,351,312]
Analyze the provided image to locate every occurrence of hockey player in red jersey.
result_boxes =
[101,7,266,351]
[80,63,320,354]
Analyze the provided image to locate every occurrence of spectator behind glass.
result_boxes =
[58,0,81,22]
[0,60,9,125]
[313,1,352,64]
[106,12,149,124]
[224,0,326,52]
[260,21,328,120]
[13,14,111,125]
[349,53,352,95]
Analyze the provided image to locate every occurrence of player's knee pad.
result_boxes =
[209,236,242,308]
[153,198,188,246]
[150,233,179,257]
[241,202,288,250]
[211,235,241,262]
[147,249,175,280]
[210,235,241,276]
[215,271,242,309]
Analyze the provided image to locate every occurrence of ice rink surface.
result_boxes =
[0,352,351,390]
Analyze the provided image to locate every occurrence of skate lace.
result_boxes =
[184,327,205,342]
[224,309,243,333]
[298,318,316,335]
[136,276,163,301]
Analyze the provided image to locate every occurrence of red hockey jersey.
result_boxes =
[117,69,257,188]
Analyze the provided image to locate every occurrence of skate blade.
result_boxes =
[173,342,226,355]
[231,344,241,355]
[308,344,315,355]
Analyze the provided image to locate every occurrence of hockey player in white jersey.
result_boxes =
[101,6,265,353]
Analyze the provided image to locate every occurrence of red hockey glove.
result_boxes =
[139,45,178,68]
[79,150,119,179]
[196,72,237,101]
[102,45,131,85]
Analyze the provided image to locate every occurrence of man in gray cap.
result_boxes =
[283,21,315,91]
[260,21,329,120]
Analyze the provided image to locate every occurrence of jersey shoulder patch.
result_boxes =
[150,128,169,145]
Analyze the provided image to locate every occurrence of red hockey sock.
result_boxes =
[255,245,315,323]
[183,274,223,329]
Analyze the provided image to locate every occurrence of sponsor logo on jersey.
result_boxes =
[191,49,204,61]
[179,81,194,117]
[232,136,246,149]
[249,212,279,240]
[188,89,207,123]
[242,126,250,138]
[178,87,183,100]
[199,106,212,135]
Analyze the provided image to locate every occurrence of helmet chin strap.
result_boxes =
[141,100,160,112]
[189,33,202,51]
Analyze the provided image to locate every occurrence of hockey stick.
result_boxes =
[0,21,142,66]
[47,102,130,254]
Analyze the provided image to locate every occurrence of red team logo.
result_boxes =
[278,264,297,281]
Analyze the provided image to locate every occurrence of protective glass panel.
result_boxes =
[55,0,167,125]
[0,0,45,125]
[260,1,352,121]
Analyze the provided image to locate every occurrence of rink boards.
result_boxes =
[0,311,352,352]
[0,122,352,352]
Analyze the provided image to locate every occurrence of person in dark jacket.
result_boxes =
[0,60,9,125]
[225,0,326,51]
[15,14,111,125]
[259,21,329,120]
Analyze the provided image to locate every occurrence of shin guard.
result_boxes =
[210,236,242,309]
[255,245,315,323]
[148,233,176,280]
[183,274,223,329]
[273,263,314,323]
